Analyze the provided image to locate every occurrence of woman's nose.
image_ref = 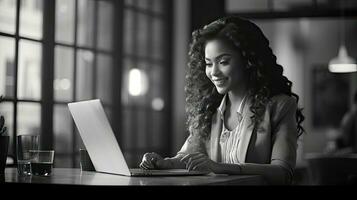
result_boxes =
[211,63,220,76]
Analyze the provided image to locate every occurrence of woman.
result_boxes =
[140,16,305,185]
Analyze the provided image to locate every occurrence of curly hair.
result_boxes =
[185,16,305,140]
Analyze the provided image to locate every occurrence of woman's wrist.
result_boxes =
[160,157,174,169]
[211,162,223,174]
[211,162,243,174]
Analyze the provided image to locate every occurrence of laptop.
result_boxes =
[68,99,208,177]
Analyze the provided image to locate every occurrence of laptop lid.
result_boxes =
[68,99,131,176]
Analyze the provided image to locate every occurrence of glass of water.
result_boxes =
[30,150,55,176]
[16,135,39,176]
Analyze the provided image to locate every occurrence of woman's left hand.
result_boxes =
[180,152,218,172]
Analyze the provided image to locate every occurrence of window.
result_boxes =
[121,0,172,167]
[0,0,172,168]
[0,0,44,161]
[53,0,115,167]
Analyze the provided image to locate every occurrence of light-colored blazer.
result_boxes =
[177,94,298,184]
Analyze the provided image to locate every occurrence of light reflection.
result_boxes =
[128,68,148,96]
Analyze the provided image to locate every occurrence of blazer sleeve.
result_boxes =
[270,96,299,183]
[176,133,208,157]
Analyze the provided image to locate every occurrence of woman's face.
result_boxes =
[205,38,247,95]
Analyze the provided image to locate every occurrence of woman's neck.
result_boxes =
[227,86,249,110]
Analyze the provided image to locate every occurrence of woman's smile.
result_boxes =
[212,77,228,86]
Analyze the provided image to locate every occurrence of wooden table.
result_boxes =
[3,168,265,186]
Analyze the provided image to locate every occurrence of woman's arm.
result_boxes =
[179,154,292,185]
[213,162,292,185]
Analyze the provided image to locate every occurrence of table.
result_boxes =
[3,168,265,185]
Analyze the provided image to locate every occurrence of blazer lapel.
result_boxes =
[237,96,255,163]
[210,112,222,162]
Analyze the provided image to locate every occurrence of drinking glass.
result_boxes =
[16,135,39,176]
[30,150,55,176]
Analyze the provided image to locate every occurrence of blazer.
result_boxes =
[177,94,298,184]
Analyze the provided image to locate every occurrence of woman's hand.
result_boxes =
[139,152,171,170]
[180,152,219,172]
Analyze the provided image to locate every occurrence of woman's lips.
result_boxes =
[212,78,227,86]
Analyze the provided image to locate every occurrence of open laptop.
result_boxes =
[68,99,208,177]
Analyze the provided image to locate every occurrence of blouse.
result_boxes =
[218,94,248,164]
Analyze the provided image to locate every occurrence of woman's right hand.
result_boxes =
[139,152,166,170]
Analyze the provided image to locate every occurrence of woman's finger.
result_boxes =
[185,154,206,167]
[144,153,154,161]
[192,160,209,171]
[142,161,153,169]
[146,160,156,169]
[140,162,148,170]
[139,162,148,169]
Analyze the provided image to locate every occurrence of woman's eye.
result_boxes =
[205,63,213,67]
[219,60,229,65]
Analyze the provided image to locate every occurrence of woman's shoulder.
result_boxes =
[270,94,297,105]
[268,94,298,114]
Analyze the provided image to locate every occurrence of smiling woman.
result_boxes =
[140,16,305,185]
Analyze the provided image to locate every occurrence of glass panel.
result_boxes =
[20,0,43,40]
[137,109,147,148]
[76,50,94,101]
[55,154,72,168]
[152,18,163,59]
[0,0,17,34]
[0,102,14,156]
[77,0,95,47]
[152,111,163,148]
[225,0,268,13]
[122,59,149,105]
[274,0,313,11]
[17,102,41,135]
[125,0,135,6]
[96,54,113,105]
[0,36,15,98]
[137,61,150,104]
[53,104,72,167]
[123,9,134,55]
[54,46,74,102]
[137,0,148,9]
[55,0,75,44]
[151,64,164,105]
[122,107,132,150]
[121,58,132,105]
[152,0,163,13]
[137,13,149,57]
[18,40,42,100]
[97,0,113,51]
[74,128,84,167]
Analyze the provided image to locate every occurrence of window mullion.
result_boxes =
[41,0,55,150]
[13,0,21,160]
